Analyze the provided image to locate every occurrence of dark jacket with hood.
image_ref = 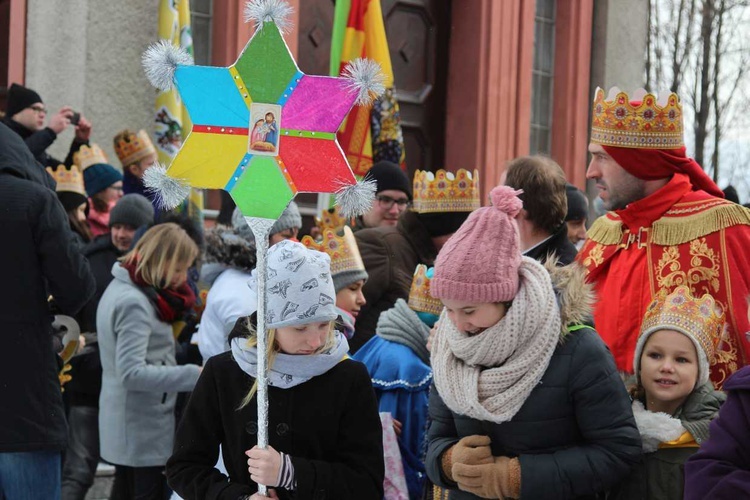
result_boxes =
[426,264,642,499]
[0,122,96,452]
[2,115,88,169]
[353,211,438,353]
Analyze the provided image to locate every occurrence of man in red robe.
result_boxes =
[578,87,750,387]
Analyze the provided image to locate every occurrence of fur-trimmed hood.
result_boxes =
[203,225,257,273]
[544,259,596,339]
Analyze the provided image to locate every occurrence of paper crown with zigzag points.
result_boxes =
[72,144,109,171]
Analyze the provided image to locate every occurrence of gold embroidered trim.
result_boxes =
[665,199,728,215]
[588,204,750,246]
[587,216,624,245]
[652,204,750,245]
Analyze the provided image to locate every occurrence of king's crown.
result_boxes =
[73,144,109,171]
[412,168,480,214]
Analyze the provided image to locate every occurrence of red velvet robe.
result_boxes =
[578,173,750,387]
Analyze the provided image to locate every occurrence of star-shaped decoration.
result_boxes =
[154,18,367,220]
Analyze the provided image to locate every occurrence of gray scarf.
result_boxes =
[376,299,431,365]
[230,330,350,389]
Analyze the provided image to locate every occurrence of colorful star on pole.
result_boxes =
[141,2,384,220]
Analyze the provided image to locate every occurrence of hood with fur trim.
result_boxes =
[544,259,596,340]
[203,225,257,272]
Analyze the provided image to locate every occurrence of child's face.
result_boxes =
[336,279,366,317]
[640,329,699,411]
[442,299,507,336]
[275,321,330,355]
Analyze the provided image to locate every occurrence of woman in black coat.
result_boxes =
[167,240,384,499]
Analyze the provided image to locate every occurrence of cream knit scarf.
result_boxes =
[432,257,561,423]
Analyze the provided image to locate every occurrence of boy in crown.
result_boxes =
[608,286,725,499]
[578,87,750,387]
[113,129,160,213]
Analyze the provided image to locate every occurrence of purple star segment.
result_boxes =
[167,20,359,219]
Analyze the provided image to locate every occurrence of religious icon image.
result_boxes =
[249,103,281,156]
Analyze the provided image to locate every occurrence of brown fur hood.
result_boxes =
[544,259,596,340]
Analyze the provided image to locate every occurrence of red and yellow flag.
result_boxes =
[331,0,405,176]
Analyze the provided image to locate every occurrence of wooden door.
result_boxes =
[298,0,451,178]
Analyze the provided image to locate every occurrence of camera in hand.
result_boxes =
[70,112,80,126]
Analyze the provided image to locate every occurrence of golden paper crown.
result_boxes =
[113,129,156,167]
[45,165,86,196]
[408,264,442,316]
[72,144,109,171]
[301,226,365,277]
[640,286,725,362]
[314,205,349,233]
[412,168,480,214]
[590,87,684,149]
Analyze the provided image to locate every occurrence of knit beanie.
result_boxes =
[565,183,588,221]
[109,194,154,229]
[431,185,523,303]
[633,286,725,387]
[5,83,43,118]
[265,240,338,329]
[365,160,412,200]
[57,191,88,213]
[83,163,123,197]
[232,201,302,242]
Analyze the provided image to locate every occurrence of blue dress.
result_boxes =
[353,335,432,499]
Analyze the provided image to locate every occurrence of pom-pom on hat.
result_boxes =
[634,286,726,387]
[264,239,338,329]
[431,185,523,303]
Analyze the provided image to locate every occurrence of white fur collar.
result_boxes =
[632,400,685,453]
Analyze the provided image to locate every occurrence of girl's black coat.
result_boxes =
[167,351,385,499]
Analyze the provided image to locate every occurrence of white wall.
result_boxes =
[25,0,159,166]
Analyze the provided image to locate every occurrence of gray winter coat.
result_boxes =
[97,263,201,467]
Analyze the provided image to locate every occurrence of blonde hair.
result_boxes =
[238,319,337,409]
[120,223,199,288]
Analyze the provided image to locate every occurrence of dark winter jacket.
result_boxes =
[524,223,578,266]
[2,116,88,169]
[167,352,385,500]
[684,366,750,498]
[353,211,438,353]
[425,264,641,499]
[0,122,96,452]
[608,383,725,500]
[64,234,123,407]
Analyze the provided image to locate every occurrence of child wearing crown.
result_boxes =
[608,286,726,500]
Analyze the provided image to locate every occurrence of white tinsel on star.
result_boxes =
[336,177,377,218]
[243,0,294,34]
[142,40,194,91]
[143,164,192,210]
[342,58,386,106]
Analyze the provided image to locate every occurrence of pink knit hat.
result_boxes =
[430,185,523,303]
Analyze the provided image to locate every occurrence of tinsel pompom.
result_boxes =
[243,0,294,34]
[489,185,524,217]
[142,40,194,91]
[143,164,192,210]
[336,178,377,218]
[342,58,386,106]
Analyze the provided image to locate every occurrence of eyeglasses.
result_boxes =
[29,105,47,114]
[376,194,411,210]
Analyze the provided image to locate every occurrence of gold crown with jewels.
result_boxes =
[72,144,109,171]
[590,87,684,149]
[45,164,86,196]
[113,129,157,167]
[314,205,349,233]
[409,264,442,316]
[412,168,480,214]
[640,285,725,361]
[301,225,365,277]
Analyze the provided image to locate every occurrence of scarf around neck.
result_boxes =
[377,298,431,365]
[122,260,196,323]
[432,257,561,423]
[231,330,350,389]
